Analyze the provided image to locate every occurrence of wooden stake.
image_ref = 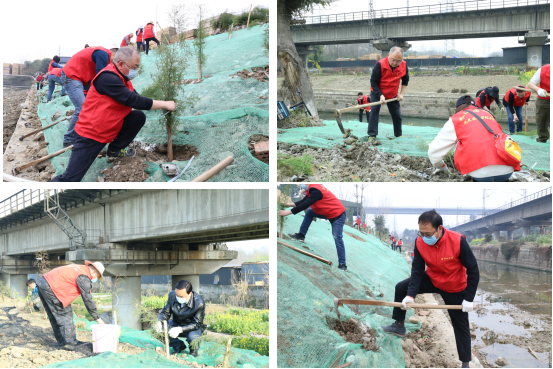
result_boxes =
[279,217,284,238]
[246,4,253,28]
[19,117,68,141]
[13,145,73,175]
[524,103,528,132]
[191,156,234,182]
[197,58,200,80]
[222,337,233,367]
[277,240,332,265]
[528,346,545,367]
[163,320,170,357]
[166,123,173,161]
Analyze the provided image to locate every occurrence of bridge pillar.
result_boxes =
[114,276,141,330]
[0,273,28,299]
[522,226,531,237]
[522,30,549,68]
[506,230,513,240]
[296,46,314,70]
[492,230,501,240]
[371,39,412,56]
[172,275,200,294]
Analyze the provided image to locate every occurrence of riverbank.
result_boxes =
[471,243,552,272]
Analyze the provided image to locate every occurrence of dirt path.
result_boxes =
[3,88,29,154]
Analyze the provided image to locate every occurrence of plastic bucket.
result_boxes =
[91,324,121,353]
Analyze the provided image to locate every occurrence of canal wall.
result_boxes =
[471,245,551,272]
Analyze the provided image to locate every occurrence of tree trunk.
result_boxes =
[277,1,319,120]
[166,123,173,161]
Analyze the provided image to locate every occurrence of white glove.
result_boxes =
[401,296,414,310]
[155,321,163,333]
[168,327,183,338]
[462,300,473,312]
[537,88,548,98]
[433,163,450,175]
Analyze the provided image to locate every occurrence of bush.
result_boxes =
[232,336,269,356]
[500,241,519,260]
[142,294,168,310]
[518,69,537,85]
[470,237,485,246]
[277,153,315,177]
[484,234,493,242]
[211,12,236,30]
[207,309,269,336]
[235,6,269,26]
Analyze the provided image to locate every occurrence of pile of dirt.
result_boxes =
[100,157,149,182]
[3,88,31,153]
[277,142,550,183]
[327,317,379,352]
[248,134,269,164]
[131,142,199,163]
[230,69,268,83]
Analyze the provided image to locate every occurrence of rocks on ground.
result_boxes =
[328,317,379,352]
[3,88,30,153]
[230,69,268,83]
[99,157,149,182]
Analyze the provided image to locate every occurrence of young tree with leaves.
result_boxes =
[194,5,209,80]
[142,5,197,161]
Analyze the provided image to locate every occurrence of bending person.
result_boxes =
[46,67,67,102]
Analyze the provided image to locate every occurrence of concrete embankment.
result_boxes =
[471,245,552,272]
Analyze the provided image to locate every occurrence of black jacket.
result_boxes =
[158,290,205,332]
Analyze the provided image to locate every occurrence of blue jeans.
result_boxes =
[167,320,202,354]
[47,75,66,101]
[472,173,513,182]
[299,209,346,265]
[506,105,523,134]
[61,71,86,146]
[137,42,145,52]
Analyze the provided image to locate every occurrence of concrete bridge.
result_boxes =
[450,188,551,240]
[0,189,268,329]
[339,199,481,217]
[292,0,550,67]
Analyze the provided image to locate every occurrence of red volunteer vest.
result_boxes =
[48,60,55,72]
[120,34,132,47]
[307,184,345,219]
[356,218,361,224]
[144,24,155,39]
[451,106,519,174]
[75,63,134,143]
[36,75,42,81]
[136,29,144,42]
[539,64,550,101]
[475,90,493,108]
[43,264,92,308]
[504,88,530,106]
[416,228,467,293]
[357,95,371,111]
[62,46,112,84]
[371,57,406,99]
[49,68,62,78]
[398,240,403,246]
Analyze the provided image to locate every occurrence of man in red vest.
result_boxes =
[45,67,67,102]
[527,64,550,143]
[475,86,502,111]
[397,238,403,252]
[35,73,44,90]
[356,92,371,122]
[368,46,409,139]
[355,215,361,230]
[48,55,63,72]
[428,95,518,182]
[381,210,479,368]
[136,26,145,52]
[121,33,134,47]
[279,184,348,271]
[36,261,106,347]
[51,47,176,182]
[144,21,161,56]
[502,86,531,134]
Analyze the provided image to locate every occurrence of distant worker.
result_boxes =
[362,222,367,233]
[368,46,409,140]
[26,279,41,312]
[36,261,105,347]
[46,68,67,102]
[502,86,531,135]
[35,73,44,90]
[357,92,371,122]
[280,184,348,271]
[428,95,519,182]
[48,55,63,72]
[356,215,361,230]
[61,45,118,148]
[51,47,176,182]
[392,236,397,250]
[381,210,479,369]
[144,21,161,56]
[136,26,145,52]
[475,86,502,112]
[397,239,403,253]
[526,64,550,143]
[121,33,134,47]
[155,280,205,357]
[410,250,414,262]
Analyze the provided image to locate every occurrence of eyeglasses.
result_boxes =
[389,57,403,64]
[123,61,139,71]
[417,228,438,237]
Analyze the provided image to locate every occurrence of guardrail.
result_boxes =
[0,190,62,219]
[298,0,549,25]
[452,187,552,227]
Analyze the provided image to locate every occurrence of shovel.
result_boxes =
[334,98,399,134]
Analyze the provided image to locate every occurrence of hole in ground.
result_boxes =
[248,134,269,165]
[326,316,379,352]
[132,143,200,162]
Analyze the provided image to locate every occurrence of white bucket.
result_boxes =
[91,324,121,353]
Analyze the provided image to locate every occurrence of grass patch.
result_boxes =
[513,130,538,136]
[232,336,269,356]
[277,153,315,177]
[205,308,269,336]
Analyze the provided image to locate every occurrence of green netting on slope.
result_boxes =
[278,119,550,171]
[35,25,269,182]
[49,314,269,368]
[277,215,421,368]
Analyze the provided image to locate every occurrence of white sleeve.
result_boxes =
[530,68,541,85]
[428,118,458,167]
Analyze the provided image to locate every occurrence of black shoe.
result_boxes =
[338,264,347,271]
[189,349,199,357]
[66,340,88,346]
[461,362,470,368]
[381,321,406,337]
[288,232,305,242]
[107,148,136,162]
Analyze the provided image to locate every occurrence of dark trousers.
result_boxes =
[36,277,77,346]
[137,42,145,52]
[37,82,43,90]
[535,98,550,142]
[359,109,369,122]
[392,273,471,362]
[368,92,402,137]
[51,110,146,182]
[145,37,160,55]
[168,320,202,354]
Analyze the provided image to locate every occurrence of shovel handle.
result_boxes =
[337,98,399,115]
[335,298,464,310]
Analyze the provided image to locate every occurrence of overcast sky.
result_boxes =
[3,1,269,63]
[322,183,551,234]
[304,0,544,56]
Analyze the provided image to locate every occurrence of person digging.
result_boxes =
[26,279,42,312]
[279,184,348,271]
[381,210,479,369]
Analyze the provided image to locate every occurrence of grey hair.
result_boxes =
[389,46,404,56]
[114,46,138,63]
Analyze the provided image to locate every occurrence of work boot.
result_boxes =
[66,340,88,346]
[338,264,347,271]
[107,148,136,162]
[461,362,470,368]
[288,233,305,242]
[381,321,406,337]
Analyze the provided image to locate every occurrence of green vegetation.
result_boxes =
[514,130,538,136]
[262,24,269,57]
[205,308,269,336]
[211,6,269,29]
[277,153,315,177]
[518,233,552,246]
[518,69,537,85]
[194,5,209,79]
[142,294,168,310]
[373,214,389,239]
[232,336,269,356]
[500,240,519,260]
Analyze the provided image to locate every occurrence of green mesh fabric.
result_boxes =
[36,25,269,182]
[51,314,269,368]
[278,119,550,171]
[277,214,421,368]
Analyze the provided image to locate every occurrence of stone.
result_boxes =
[33,132,45,141]
[495,357,510,366]
[39,171,51,181]
[408,316,421,324]
[523,320,531,326]
[7,155,15,161]
[480,326,489,331]
[32,357,48,365]
[469,321,478,330]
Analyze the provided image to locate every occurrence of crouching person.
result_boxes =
[27,279,42,311]
[155,280,205,357]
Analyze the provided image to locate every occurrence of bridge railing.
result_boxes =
[298,0,549,25]
[452,187,552,228]
[0,190,59,219]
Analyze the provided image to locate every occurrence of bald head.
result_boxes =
[114,46,139,64]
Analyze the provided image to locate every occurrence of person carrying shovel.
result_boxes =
[381,210,479,369]
[526,64,550,143]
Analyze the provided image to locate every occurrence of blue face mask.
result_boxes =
[421,228,441,245]
[176,295,188,304]
[300,184,308,191]
[126,68,138,80]
[91,278,98,283]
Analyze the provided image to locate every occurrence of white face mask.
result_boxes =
[176,295,188,304]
